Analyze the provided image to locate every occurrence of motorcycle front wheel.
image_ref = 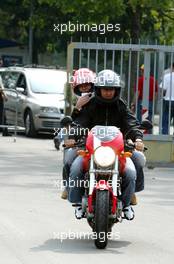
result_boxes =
[94,190,109,249]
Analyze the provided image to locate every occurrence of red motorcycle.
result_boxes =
[74,125,133,249]
[62,118,151,249]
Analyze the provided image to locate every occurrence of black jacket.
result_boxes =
[72,97,143,141]
[71,107,80,120]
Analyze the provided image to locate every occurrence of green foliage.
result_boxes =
[0,0,173,60]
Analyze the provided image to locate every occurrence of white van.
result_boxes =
[1,67,66,137]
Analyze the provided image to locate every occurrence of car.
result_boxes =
[0,66,66,137]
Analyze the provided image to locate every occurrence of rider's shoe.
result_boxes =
[61,188,68,200]
[75,204,83,219]
[123,206,135,220]
[130,193,138,206]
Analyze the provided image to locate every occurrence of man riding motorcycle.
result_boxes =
[65,70,146,221]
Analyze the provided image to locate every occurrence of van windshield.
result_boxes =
[28,70,66,94]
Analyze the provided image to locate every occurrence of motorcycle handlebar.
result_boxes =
[62,141,85,149]
[125,141,148,152]
[63,141,147,151]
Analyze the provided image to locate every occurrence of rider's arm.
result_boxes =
[119,99,143,142]
[71,94,92,120]
[71,108,81,120]
[66,102,92,144]
[72,100,92,129]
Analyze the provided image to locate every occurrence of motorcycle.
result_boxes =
[61,117,152,249]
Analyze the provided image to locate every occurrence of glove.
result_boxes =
[134,139,144,151]
[64,139,76,148]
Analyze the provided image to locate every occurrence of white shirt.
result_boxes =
[160,71,174,101]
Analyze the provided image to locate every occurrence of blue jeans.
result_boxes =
[68,156,85,204]
[162,100,174,135]
[68,151,146,206]
[131,151,146,192]
[64,148,78,167]
[62,148,78,188]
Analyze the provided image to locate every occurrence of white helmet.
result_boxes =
[95,70,122,103]
[95,70,122,88]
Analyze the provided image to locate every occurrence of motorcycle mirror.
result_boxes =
[139,119,153,130]
[60,116,72,127]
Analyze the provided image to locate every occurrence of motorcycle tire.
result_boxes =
[94,190,109,249]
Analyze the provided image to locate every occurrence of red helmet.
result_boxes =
[72,68,95,95]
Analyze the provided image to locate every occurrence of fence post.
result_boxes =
[65,42,74,115]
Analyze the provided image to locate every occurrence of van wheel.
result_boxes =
[25,111,37,137]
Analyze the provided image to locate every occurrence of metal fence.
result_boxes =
[67,41,174,137]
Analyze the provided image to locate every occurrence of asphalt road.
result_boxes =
[0,134,174,264]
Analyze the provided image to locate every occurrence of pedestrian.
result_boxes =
[160,62,174,134]
[0,75,10,136]
[132,64,158,129]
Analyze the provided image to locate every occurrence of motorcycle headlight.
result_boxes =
[94,146,115,168]
[40,107,58,113]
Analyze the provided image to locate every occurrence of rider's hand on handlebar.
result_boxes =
[64,139,76,147]
[134,139,144,151]
[127,139,134,145]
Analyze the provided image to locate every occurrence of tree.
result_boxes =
[0,0,173,63]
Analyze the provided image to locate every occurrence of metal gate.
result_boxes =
[67,40,174,138]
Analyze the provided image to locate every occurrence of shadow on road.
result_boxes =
[31,238,131,254]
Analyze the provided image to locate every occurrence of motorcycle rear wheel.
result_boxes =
[94,190,109,249]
